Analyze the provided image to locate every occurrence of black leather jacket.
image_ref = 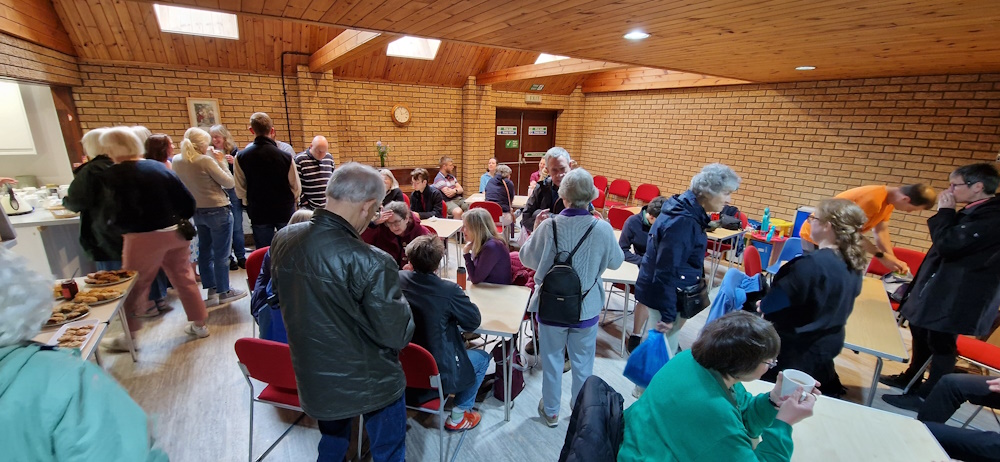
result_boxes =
[270,209,414,421]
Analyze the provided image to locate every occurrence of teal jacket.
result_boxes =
[0,343,168,461]
[618,351,793,461]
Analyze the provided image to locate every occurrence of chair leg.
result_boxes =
[248,399,254,462]
[255,413,306,462]
[438,409,446,462]
[961,405,985,429]
[903,358,932,394]
[357,414,364,461]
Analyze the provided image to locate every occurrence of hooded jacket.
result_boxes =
[0,343,167,461]
[361,214,432,268]
[634,190,710,323]
[398,271,482,394]
[619,206,652,265]
[900,196,1000,336]
[62,155,123,261]
[270,209,414,421]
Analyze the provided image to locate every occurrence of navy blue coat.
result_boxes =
[484,176,515,212]
[619,206,651,265]
[634,191,709,323]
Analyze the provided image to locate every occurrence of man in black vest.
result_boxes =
[234,112,301,248]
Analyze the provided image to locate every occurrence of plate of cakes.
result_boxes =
[46,302,90,327]
[73,288,126,306]
[47,320,100,349]
[84,269,137,287]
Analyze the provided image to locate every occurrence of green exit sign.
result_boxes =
[505,140,519,149]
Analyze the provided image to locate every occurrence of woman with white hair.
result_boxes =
[379,168,407,206]
[0,249,167,461]
[519,167,624,428]
[63,127,123,269]
[100,127,209,349]
[485,164,516,215]
[172,127,245,307]
[635,163,742,363]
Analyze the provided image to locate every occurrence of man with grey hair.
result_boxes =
[234,112,301,248]
[270,162,413,461]
[522,147,589,233]
[294,135,335,210]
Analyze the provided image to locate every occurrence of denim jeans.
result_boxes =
[96,260,165,302]
[317,395,406,462]
[251,222,285,249]
[226,188,245,260]
[538,322,598,417]
[453,349,491,411]
[194,206,234,294]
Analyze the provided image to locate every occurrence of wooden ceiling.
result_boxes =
[146,0,1000,83]
[4,0,997,94]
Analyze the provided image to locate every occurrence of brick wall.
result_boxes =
[578,75,1000,250]
[0,32,79,86]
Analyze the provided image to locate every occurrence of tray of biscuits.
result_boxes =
[47,302,90,326]
[53,283,64,300]
[84,269,137,287]
[73,287,125,306]
[47,319,99,350]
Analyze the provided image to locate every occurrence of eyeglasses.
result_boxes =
[763,359,778,370]
[386,218,405,228]
[948,181,973,190]
[806,214,823,223]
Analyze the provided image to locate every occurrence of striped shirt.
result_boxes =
[294,150,336,209]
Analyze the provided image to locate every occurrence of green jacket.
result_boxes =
[0,343,167,461]
[618,351,793,461]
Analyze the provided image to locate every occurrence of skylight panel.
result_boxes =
[154,4,240,40]
[386,36,441,60]
[535,54,569,65]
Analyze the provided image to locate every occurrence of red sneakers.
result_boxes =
[445,410,482,431]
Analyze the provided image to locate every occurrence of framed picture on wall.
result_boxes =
[187,98,220,129]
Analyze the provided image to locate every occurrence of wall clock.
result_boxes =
[392,105,411,126]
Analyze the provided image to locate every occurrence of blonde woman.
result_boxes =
[379,168,406,206]
[210,124,246,270]
[172,127,246,307]
[759,198,867,398]
[461,208,512,284]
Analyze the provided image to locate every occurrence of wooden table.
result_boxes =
[34,275,138,363]
[423,217,464,271]
[466,192,529,210]
[624,206,642,215]
[743,380,948,461]
[466,283,532,421]
[601,261,640,356]
[844,277,909,406]
[705,227,747,288]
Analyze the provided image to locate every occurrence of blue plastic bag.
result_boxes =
[623,330,672,388]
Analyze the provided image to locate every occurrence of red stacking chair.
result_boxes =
[441,200,449,218]
[400,343,469,462]
[743,246,762,277]
[470,201,504,233]
[903,335,1000,427]
[607,207,634,231]
[592,189,607,212]
[246,246,269,291]
[235,338,305,462]
[593,175,609,195]
[403,194,410,207]
[634,184,660,204]
[604,179,632,208]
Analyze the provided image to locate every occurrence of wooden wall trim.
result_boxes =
[0,32,80,86]
[0,0,76,56]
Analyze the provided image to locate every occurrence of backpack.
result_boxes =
[491,334,526,401]
[537,218,599,325]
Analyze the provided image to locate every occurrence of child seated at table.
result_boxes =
[398,235,490,431]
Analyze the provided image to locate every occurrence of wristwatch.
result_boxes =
[874,251,885,258]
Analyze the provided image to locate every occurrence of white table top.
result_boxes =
[707,227,745,241]
[743,380,948,461]
[602,261,639,285]
[844,277,909,362]
[423,217,464,239]
[40,276,138,330]
[466,193,529,210]
[466,283,531,337]
[7,207,80,228]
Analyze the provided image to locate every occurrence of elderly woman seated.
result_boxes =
[618,311,818,461]
[362,200,432,268]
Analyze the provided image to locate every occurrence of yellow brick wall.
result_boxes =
[0,32,80,86]
[578,75,1000,250]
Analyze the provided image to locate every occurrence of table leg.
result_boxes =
[707,238,723,288]
[503,338,511,422]
[619,285,631,357]
[118,309,137,362]
[866,357,884,407]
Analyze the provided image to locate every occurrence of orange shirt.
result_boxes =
[799,185,893,244]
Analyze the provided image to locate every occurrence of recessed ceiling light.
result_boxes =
[386,36,441,60]
[153,4,239,40]
[795,66,816,71]
[623,31,650,41]
[535,53,569,65]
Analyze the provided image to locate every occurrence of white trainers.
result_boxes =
[183,323,210,338]
[218,288,248,304]
[101,334,136,352]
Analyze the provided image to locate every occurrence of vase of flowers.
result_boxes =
[375,140,390,167]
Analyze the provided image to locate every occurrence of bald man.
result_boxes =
[295,135,336,210]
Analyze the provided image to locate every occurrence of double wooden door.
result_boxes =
[494,109,557,195]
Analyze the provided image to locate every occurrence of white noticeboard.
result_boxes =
[0,81,36,156]
[528,126,548,135]
[496,126,517,136]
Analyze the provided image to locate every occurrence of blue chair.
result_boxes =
[764,237,803,275]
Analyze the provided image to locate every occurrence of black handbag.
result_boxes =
[176,217,196,241]
[676,279,710,319]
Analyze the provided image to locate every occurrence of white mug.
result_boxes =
[779,369,816,400]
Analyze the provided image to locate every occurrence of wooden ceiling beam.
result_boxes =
[474,58,630,85]
[309,29,395,73]
[582,68,751,93]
